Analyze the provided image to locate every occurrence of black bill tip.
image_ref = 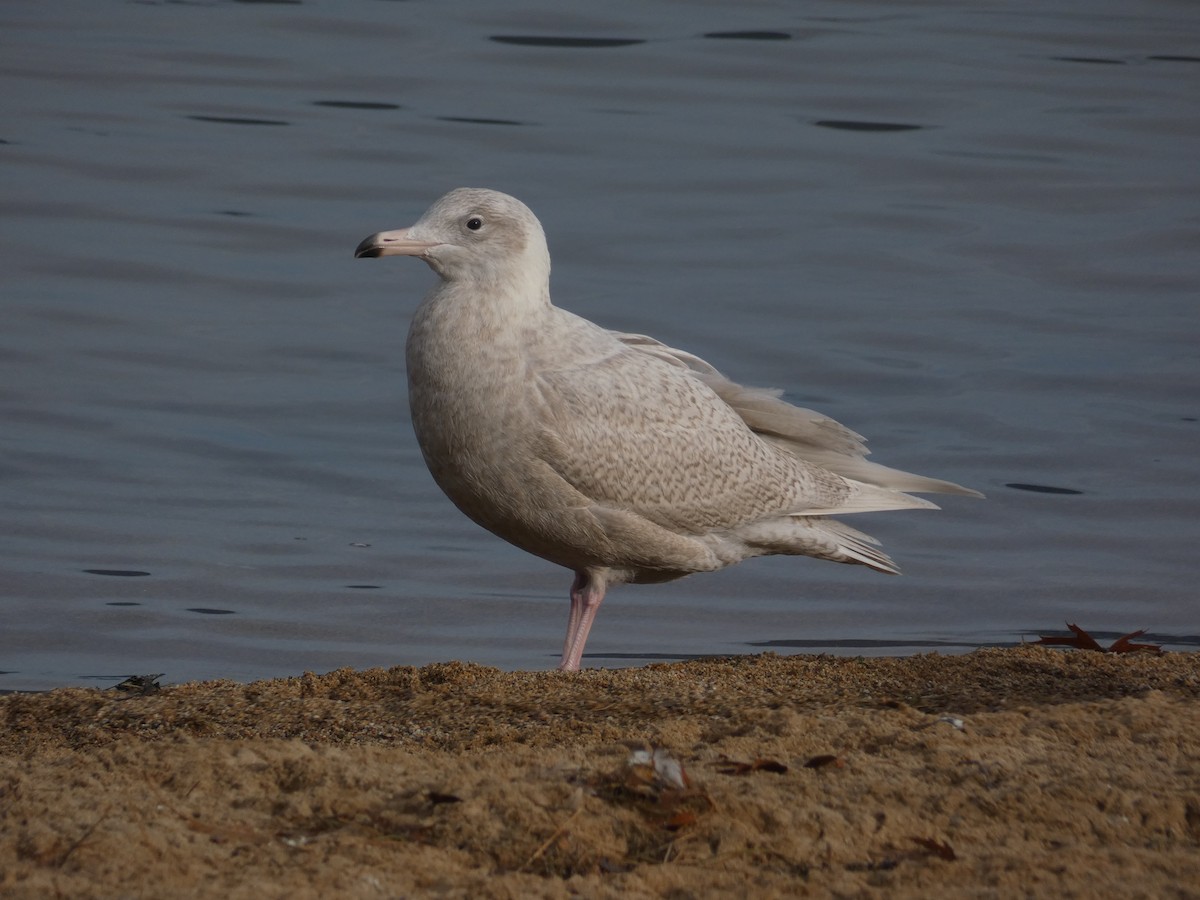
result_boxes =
[354,236,383,258]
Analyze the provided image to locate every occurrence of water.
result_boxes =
[2,0,1197,690]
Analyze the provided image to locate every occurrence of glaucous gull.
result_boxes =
[355,188,980,671]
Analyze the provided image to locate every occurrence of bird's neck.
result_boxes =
[408,274,549,368]
[431,263,551,319]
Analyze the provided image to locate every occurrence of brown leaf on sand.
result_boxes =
[911,837,957,861]
[1036,623,1161,655]
[1036,623,1106,652]
[663,810,698,831]
[1107,630,1163,655]
[110,674,164,697]
[715,757,789,776]
[803,754,845,770]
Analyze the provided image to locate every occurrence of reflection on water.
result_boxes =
[1,0,1196,689]
[813,120,926,132]
[489,36,648,48]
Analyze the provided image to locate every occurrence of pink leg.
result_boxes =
[557,570,607,672]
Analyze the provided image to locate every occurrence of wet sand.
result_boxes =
[2,646,1198,898]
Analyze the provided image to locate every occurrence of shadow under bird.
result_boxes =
[355,188,981,672]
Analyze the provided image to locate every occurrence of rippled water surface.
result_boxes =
[3,0,1198,689]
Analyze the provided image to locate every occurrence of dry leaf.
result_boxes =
[911,837,956,861]
[715,757,788,776]
[110,674,164,696]
[663,810,697,831]
[803,754,844,769]
[1036,623,1161,655]
[1036,623,1105,652]
[1108,629,1163,655]
[751,758,788,774]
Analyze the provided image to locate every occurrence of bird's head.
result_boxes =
[355,188,551,295]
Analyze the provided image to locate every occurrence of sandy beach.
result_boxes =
[2,646,1198,898]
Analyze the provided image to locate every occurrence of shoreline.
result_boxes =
[3,647,1198,897]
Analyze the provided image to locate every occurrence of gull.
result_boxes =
[355,188,980,671]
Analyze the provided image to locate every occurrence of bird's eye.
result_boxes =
[466,216,483,231]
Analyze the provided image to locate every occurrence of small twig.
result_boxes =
[521,806,583,871]
[57,814,107,868]
[660,827,703,864]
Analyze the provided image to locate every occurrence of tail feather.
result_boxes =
[725,516,900,574]
[812,518,900,573]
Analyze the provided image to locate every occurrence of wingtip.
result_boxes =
[955,486,986,500]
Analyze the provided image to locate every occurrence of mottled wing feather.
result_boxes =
[533,350,825,532]
[615,331,982,498]
[532,337,932,535]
